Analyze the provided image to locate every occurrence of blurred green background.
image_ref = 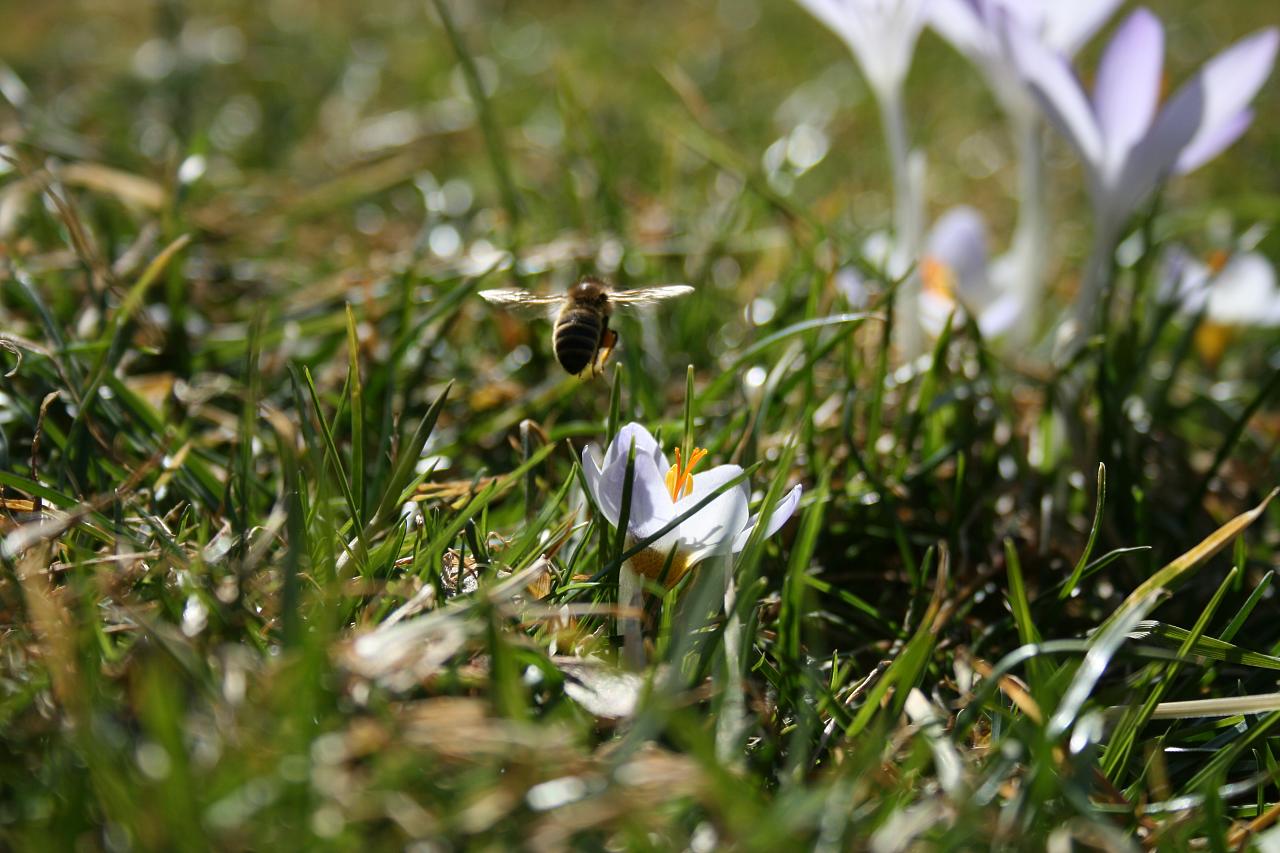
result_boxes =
[3,0,1276,285]
[1,3,1278,849]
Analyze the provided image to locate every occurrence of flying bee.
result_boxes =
[479,277,694,377]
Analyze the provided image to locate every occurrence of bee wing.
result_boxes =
[608,284,695,309]
[478,289,565,316]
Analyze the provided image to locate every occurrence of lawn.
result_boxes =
[1,0,1278,849]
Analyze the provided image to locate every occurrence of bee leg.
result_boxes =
[592,328,619,377]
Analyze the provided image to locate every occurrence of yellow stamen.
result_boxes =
[921,256,957,301]
[664,446,707,501]
[1194,321,1232,367]
[1206,248,1231,274]
[1194,251,1235,365]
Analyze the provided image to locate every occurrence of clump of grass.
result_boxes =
[0,1,1278,850]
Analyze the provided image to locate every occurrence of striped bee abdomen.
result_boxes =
[553,307,604,375]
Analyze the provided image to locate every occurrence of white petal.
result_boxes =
[925,206,990,300]
[920,290,959,337]
[1175,109,1254,175]
[835,267,871,308]
[1158,246,1212,313]
[602,422,668,474]
[1002,10,1104,170]
[795,0,927,99]
[929,0,989,63]
[1039,0,1124,57]
[580,445,615,526]
[673,465,750,555]
[583,442,604,474]
[1173,29,1279,177]
[1106,77,1204,229]
[732,485,804,553]
[862,230,897,270]
[1092,9,1164,177]
[592,443,674,538]
[795,0,876,79]
[975,291,1025,337]
[1206,253,1280,326]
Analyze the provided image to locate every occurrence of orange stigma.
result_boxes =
[664,446,707,500]
[1206,248,1231,274]
[921,256,956,300]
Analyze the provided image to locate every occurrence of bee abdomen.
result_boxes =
[554,308,603,375]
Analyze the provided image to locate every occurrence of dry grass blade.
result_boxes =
[1140,692,1280,720]
[1099,488,1277,634]
[58,162,166,210]
[13,544,79,711]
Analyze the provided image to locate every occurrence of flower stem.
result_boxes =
[1070,220,1118,349]
[716,556,745,764]
[618,565,644,670]
[1008,114,1048,344]
[877,89,924,360]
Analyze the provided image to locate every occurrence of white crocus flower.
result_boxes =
[582,423,802,588]
[793,0,931,104]
[582,422,802,671]
[929,0,1122,116]
[795,0,933,358]
[928,0,1123,345]
[1160,245,1280,363]
[919,206,1023,338]
[1005,9,1278,345]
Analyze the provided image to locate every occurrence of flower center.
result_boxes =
[664,446,707,501]
[1206,248,1230,274]
[1194,321,1232,366]
[921,256,956,301]
[628,545,693,589]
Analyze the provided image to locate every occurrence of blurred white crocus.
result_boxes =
[929,0,1122,337]
[930,0,1121,115]
[793,0,931,103]
[1160,246,1280,363]
[1006,7,1279,343]
[919,206,1023,338]
[795,0,932,357]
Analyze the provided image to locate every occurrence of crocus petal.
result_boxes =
[731,485,804,553]
[585,442,674,535]
[925,206,990,299]
[1093,9,1164,174]
[794,0,929,99]
[1206,253,1280,326]
[602,422,668,477]
[1158,246,1212,312]
[835,267,871,308]
[1175,109,1254,175]
[1172,28,1279,175]
[581,444,613,524]
[928,0,987,61]
[975,291,1024,337]
[792,0,864,48]
[1107,73,1205,227]
[674,465,751,554]
[862,230,897,271]
[920,291,959,337]
[794,0,876,83]
[874,0,932,95]
[1039,0,1124,57]
[1003,11,1104,170]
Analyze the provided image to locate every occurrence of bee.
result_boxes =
[479,277,693,376]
